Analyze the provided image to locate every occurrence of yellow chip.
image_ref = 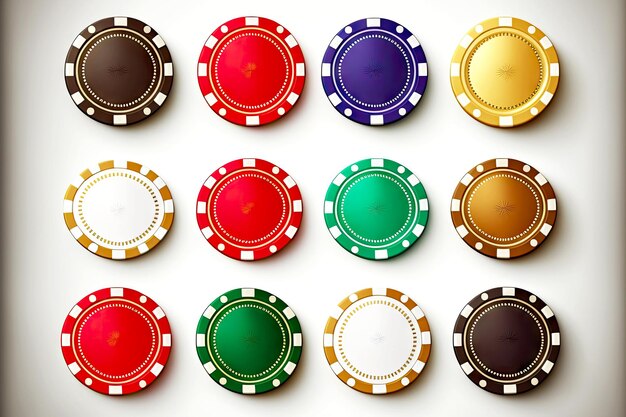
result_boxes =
[450,17,559,127]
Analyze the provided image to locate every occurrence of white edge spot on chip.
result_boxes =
[407,174,420,186]
[552,332,560,345]
[497,249,511,259]
[450,63,460,77]
[372,384,386,394]
[329,35,343,49]
[152,307,165,320]
[542,360,554,374]
[197,201,207,214]
[296,63,305,76]
[459,34,473,48]
[370,115,384,125]
[409,92,422,105]
[203,306,216,319]
[69,226,83,239]
[366,18,381,27]
[541,305,554,318]
[374,250,388,260]
[503,384,517,394]
[323,333,333,347]
[324,201,334,214]
[407,35,419,48]
[113,115,127,126]
[502,287,515,296]
[370,159,384,168]
[453,333,463,347]
[63,199,73,213]
[330,362,343,375]
[499,17,513,26]
[451,199,461,212]
[109,385,123,395]
[285,225,297,239]
[162,334,171,347]
[152,35,165,48]
[460,173,473,186]
[245,16,259,26]
[540,36,553,49]
[114,17,128,26]
[284,361,296,375]
[496,158,509,167]
[550,63,560,77]
[332,173,346,186]
[203,361,216,374]
[293,333,302,346]
[541,223,553,236]
[499,116,513,127]
[198,62,207,77]
[154,92,167,106]
[321,63,331,77]
[330,305,343,320]
[460,305,473,318]
[540,92,554,105]
[201,227,214,240]
[71,91,84,105]
[413,360,425,373]
[240,251,254,261]
[88,243,98,253]
[418,198,429,211]
[535,173,548,186]
[72,35,86,49]
[456,225,469,238]
[68,362,81,375]
[329,225,341,239]
[421,331,431,345]
[411,305,424,320]
[205,36,218,49]
[283,176,296,188]
[61,333,71,346]
[328,92,342,107]
[69,305,82,318]
[110,287,123,297]
[293,200,302,212]
[164,62,173,76]
[246,116,260,126]
[242,159,256,167]
[284,34,297,48]
[204,92,217,106]
[164,200,174,214]
[371,287,387,296]
[283,307,295,320]
[461,362,474,375]
[412,224,424,237]
[547,198,557,211]
[456,93,470,107]
[65,63,74,77]
[150,362,164,376]
[286,92,299,105]
[112,250,125,260]
[204,176,217,189]
[242,385,255,394]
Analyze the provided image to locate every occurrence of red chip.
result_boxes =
[196,158,303,261]
[197,16,306,126]
[60,288,171,395]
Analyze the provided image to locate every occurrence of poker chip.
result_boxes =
[196,158,302,261]
[61,287,172,395]
[64,16,173,126]
[197,16,305,126]
[63,160,174,260]
[323,288,431,394]
[453,287,560,395]
[321,18,428,125]
[450,158,556,259]
[324,158,428,260]
[196,288,302,394]
[450,17,559,127]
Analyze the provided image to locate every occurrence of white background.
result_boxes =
[1,0,624,416]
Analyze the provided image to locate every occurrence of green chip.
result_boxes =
[196,288,302,394]
[324,158,429,260]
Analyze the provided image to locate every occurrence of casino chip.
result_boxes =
[450,17,559,127]
[324,158,428,260]
[453,287,560,395]
[197,16,305,126]
[196,158,302,261]
[196,288,302,394]
[321,18,428,125]
[63,160,174,260]
[323,288,431,394]
[61,287,172,395]
[64,16,173,125]
[450,158,556,259]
